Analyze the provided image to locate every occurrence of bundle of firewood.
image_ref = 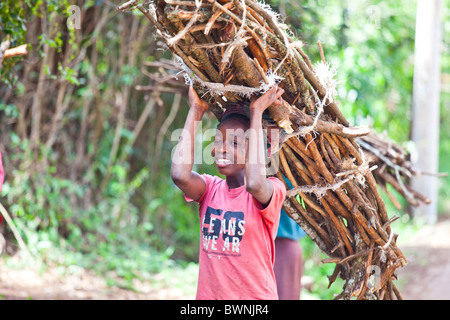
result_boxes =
[118,0,412,299]
[138,60,432,210]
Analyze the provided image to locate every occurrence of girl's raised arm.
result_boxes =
[245,86,284,206]
[171,86,209,201]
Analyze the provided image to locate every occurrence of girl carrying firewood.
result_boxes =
[171,85,286,300]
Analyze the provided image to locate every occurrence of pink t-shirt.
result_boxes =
[186,174,286,300]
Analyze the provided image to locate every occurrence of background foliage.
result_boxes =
[0,0,449,299]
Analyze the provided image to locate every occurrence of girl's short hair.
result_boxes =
[219,113,250,130]
[218,104,250,129]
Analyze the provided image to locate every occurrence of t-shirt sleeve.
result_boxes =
[184,174,215,204]
[257,177,286,233]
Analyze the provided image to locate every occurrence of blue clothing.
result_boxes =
[277,210,306,240]
[276,176,306,240]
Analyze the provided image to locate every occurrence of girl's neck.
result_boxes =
[226,174,245,189]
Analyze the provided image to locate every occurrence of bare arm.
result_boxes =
[245,86,284,206]
[171,86,209,201]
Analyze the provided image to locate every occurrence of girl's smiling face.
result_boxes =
[212,117,248,177]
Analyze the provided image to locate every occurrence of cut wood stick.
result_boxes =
[116,0,138,11]
[289,109,371,139]
[276,170,333,251]
[321,198,354,255]
[165,0,212,6]
[322,136,343,172]
[304,133,335,184]
[317,40,326,64]
[190,22,226,33]
[280,193,333,255]
[319,134,336,171]
[282,143,313,184]
[210,0,267,56]
[286,136,312,158]
[204,2,233,35]
[3,44,28,58]
[279,148,326,217]
[357,241,375,300]
[322,246,375,265]
[253,57,268,83]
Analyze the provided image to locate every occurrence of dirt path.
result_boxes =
[0,264,196,300]
[1,219,449,300]
[397,218,450,300]
[0,257,198,300]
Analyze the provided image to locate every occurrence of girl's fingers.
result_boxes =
[276,88,284,97]
[273,98,283,107]
[188,85,196,98]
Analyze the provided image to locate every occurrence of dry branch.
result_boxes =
[357,132,432,209]
[0,35,28,70]
[3,44,28,58]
